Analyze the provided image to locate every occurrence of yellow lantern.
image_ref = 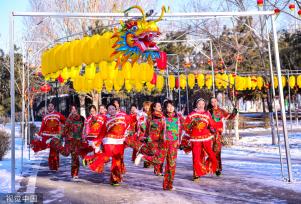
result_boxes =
[205,74,212,90]
[95,35,106,62]
[125,80,132,92]
[251,76,257,90]
[156,75,164,91]
[146,82,155,92]
[90,35,101,63]
[60,42,69,68]
[116,70,125,87]
[87,79,94,92]
[215,74,223,90]
[94,79,103,92]
[70,66,80,80]
[221,73,229,89]
[101,32,112,61]
[73,40,83,66]
[41,50,50,76]
[197,74,205,89]
[245,76,252,90]
[61,67,70,81]
[53,44,63,71]
[77,76,85,92]
[281,76,286,88]
[104,80,113,92]
[67,41,75,68]
[107,62,117,80]
[85,63,96,80]
[134,82,143,92]
[229,74,235,88]
[257,76,264,90]
[187,74,195,89]
[132,62,139,82]
[81,37,93,65]
[179,74,186,89]
[235,76,245,91]
[122,62,132,80]
[140,63,148,82]
[168,75,175,90]
[274,76,278,89]
[289,76,296,89]
[99,61,108,80]
[145,64,154,82]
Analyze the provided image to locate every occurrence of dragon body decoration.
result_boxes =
[41,5,166,78]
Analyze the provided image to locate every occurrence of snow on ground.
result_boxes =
[0,124,44,193]
[223,130,301,193]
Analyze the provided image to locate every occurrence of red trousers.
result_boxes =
[48,146,60,170]
[64,139,81,177]
[213,132,223,171]
[144,140,178,190]
[50,138,81,176]
[191,140,217,177]
[85,144,125,184]
[31,136,60,170]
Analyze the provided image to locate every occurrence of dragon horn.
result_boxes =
[123,5,146,21]
[123,6,145,21]
[154,6,167,22]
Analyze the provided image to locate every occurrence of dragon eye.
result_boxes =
[131,26,138,31]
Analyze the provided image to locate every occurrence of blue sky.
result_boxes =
[0,0,29,52]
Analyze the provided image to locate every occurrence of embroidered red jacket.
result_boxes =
[145,111,165,142]
[82,114,106,140]
[183,110,217,141]
[38,111,66,137]
[101,112,130,145]
[128,113,138,136]
[211,107,236,133]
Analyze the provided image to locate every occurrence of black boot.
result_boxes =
[215,170,222,176]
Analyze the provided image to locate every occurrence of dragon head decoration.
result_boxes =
[111,6,166,66]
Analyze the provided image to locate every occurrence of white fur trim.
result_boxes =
[102,137,125,144]
[189,135,214,142]
[41,133,60,137]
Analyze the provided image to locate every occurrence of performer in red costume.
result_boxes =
[207,97,237,176]
[124,101,152,166]
[61,105,84,179]
[111,99,127,174]
[135,100,184,190]
[84,103,130,186]
[81,105,105,158]
[183,98,218,182]
[141,102,165,176]
[31,102,66,171]
[128,104,139,162]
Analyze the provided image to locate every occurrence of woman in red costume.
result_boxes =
[128,104,139,162]
[207,97,237,176]
[183,98,218,182]
[135,100,184,190]
[57,105,84,178]
[84,103,130,186]
[139,102,165,176]
[81,105,105,158]
[31,102,66,171]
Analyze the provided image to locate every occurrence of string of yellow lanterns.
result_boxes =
[41,33,117,77]
[46,60,301,94]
